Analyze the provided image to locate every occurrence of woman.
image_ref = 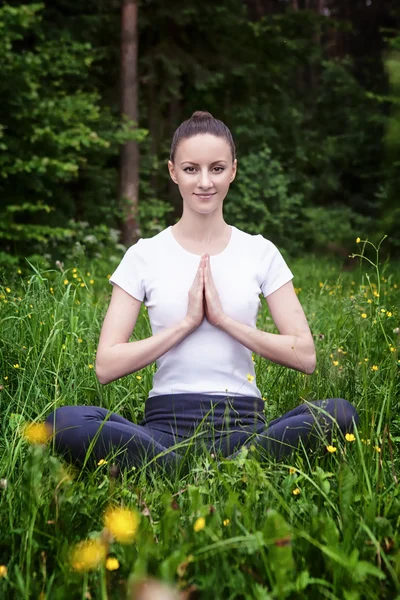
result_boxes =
[46,111,359,474]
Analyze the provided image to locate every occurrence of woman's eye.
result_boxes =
[183,167,224,173]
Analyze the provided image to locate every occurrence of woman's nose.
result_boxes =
[199,170,212,188]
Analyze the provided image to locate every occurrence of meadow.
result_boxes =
[0,238,399,600]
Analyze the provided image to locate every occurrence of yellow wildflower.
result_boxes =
[292,488,301,495]
[63,279,69,285]
[371,365,379,371]
[361,439,371,445]
[332,360,339,367]
[78,338,83,343]
[17,269,22,275]
[13,364,19,369]
[70,539,107,572]
[0,565,7,578]
[136,375,142,380]
[356,237,361,243]
[367,299,372,304]
[86,272,91,277]
[246,374,255,382]
[193,517,206,532]
[73,268,77,273]
[90,280,94,285]
[386,311,392,317]
[105,557,120,571]
[107,274,111,279]
[88,364,94,369]
[5,287,11,293]
[223,519,230,526]
[326,445,337,453]
[104,506,139,544]
[345,433,356,442]
[97,459,107,466]
[374,446,381,453]
[23,422,51,444]
[361,313,367,319]
[373,291,380,298]
[80,283,85,288]
[289,467,296,475]
[389,346,395,352]
[73,274,78,279]
[364,357,369,362]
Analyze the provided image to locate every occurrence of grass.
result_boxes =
[0,239,399,600]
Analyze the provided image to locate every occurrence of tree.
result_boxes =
[120,0,140,246]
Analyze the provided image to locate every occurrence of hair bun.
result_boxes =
[191,110,213,120]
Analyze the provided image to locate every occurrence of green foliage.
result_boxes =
[224,147,304,254]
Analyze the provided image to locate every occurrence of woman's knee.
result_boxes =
[326,398,359,432]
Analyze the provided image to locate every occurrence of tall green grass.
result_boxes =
[0,240,399,599]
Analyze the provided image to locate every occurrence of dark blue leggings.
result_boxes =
[45,394,359,473]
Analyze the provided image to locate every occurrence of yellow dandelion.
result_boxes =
[289,467,296,475]
[90,280,94,285]
[70,538,107,572]
[332,360,339,367]
[374,446,381,453]
[88,364,94,369]
[5,287,11,293]
[23,422,51,445]
[246,374,255,382]
[104,506,139,544]
[72,268,77,273]
[193,517,206,532]
[86,272,91,277]
[136,375,142,380]
[361,313,367,319]
[223,519,230,526]
[371,365,379,371]
[0,565,7,578]
[356,237,361,243]
[326,445,337,453]
[345,433,356,442]
[97,459,107,466]
[386,311,392,317]
[105,557,120,571]
[73,274,78,279]
[80,283,85,288]
[63,279,69,285]
[292,487,301,495]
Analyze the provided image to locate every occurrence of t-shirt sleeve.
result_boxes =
[257,236,294,298]
[108,239,146,302]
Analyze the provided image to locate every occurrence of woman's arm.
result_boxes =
[95,284,194,385]
[218,281,316,374]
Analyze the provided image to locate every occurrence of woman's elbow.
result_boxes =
[304,349,317,375]
[95,360,110,385]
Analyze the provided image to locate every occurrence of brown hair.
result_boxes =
[169,111,236,163]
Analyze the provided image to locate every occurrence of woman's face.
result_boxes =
[168,134,237,215]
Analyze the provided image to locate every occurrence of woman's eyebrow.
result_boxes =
[180,160,228,166]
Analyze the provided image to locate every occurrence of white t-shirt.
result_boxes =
[109,225,294,399]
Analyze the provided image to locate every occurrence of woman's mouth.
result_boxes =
[195,193,216,199]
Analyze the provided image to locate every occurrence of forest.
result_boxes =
[1,0,400,268]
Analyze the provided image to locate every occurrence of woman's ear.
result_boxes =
[168,160,178,185]
[230,159,237,183]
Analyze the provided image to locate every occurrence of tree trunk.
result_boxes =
[120,0,141,246]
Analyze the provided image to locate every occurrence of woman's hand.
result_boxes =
[184,254,206,332]
[203,254,226,328]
